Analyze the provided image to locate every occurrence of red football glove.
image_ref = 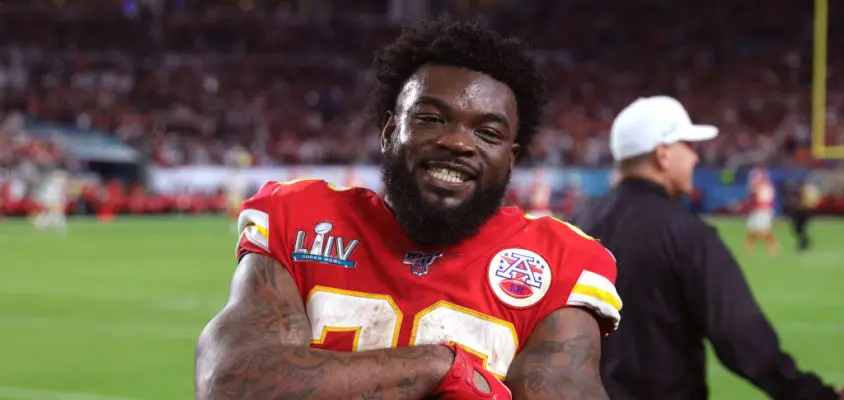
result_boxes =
[433,343,512,400]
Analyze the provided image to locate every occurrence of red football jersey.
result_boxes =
[529,182,552,212]
[750,182,776,210]
[236,179,622,379]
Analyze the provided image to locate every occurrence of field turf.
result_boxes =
[0,216,841,399]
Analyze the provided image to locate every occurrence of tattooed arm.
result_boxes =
[506,307,609,400]
[194,253,453,400]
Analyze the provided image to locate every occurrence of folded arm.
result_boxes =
[506,307,609,400]
[194,253,452,400]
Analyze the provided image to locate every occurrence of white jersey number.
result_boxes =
[307,288,402,351]
[305,286,519,378]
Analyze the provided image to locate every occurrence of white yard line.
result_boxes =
[0,315,199,340]
[0,386,137,400]
[0,283,224,313]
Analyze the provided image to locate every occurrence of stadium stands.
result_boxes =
[1,0,843,215]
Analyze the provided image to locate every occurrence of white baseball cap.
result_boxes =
[610,95,718,161]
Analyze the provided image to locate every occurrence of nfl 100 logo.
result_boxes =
[403,252,443,277]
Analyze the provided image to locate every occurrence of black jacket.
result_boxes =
[570,178,837,400]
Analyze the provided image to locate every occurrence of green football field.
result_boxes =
[0,215,841,400]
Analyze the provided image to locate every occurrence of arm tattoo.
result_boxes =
[195,253,451,400]
[225,253,311,347]
[507,308,609,400]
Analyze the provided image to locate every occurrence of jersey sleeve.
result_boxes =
[565,245,622,336]
[537,219,623,337]
[236,181,296,274]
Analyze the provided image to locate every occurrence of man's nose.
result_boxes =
[436,126,476,156]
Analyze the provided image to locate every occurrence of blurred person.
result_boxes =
[33,169,69,234]
[196,17,622,400]
[5,177,28,216]
[527,168,553,217]
[97,179,123,223]
[560,174,584,218]
[225,150,252,232]
[570,96,842,400]
[785,178,821,251]
[343,165,366,189]
[745,167,779,254]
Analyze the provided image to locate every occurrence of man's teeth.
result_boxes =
[428,167,469,183]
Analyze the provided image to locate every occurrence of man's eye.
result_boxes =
[413,115,443,124]
[477,128,502,141]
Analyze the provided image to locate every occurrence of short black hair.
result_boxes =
[370,16,547,153]
[617,153,651,174]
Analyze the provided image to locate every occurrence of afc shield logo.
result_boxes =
[488,248,551,308]
[403,252,443,277]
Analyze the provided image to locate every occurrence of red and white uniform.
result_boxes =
[527,171,553,217]
[343,167,366,189]
[236,179,621,379]
[226,169,247,218]
[747,178,776,233]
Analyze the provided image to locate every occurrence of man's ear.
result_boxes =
[652,144,670,170]
[380,111,396,154]
[509,143,521,170]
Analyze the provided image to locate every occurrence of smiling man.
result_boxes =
[195,17,622,400]
[380,64,521,248]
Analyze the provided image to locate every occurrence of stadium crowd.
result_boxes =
[1,0,844,217]
[1,0,843,168]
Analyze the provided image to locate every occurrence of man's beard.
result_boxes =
[381,153,509,249]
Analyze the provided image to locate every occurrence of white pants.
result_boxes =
[528,209,553,218]
[747,209,774,233]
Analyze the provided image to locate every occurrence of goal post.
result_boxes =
[812,0,844,158]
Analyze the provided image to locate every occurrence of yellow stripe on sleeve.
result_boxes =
[567,270,623,329]
[247,222,269,239]
[571,283,622,311]
[237,209,270,253]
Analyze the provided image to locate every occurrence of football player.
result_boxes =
[526,169,553,217]
[745,167,779,254]
[33,169,69,234]
[195,17,622,400]
[225,149,252,231]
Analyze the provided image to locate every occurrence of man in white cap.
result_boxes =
[608,95,717,196]
[569,96,841,400]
